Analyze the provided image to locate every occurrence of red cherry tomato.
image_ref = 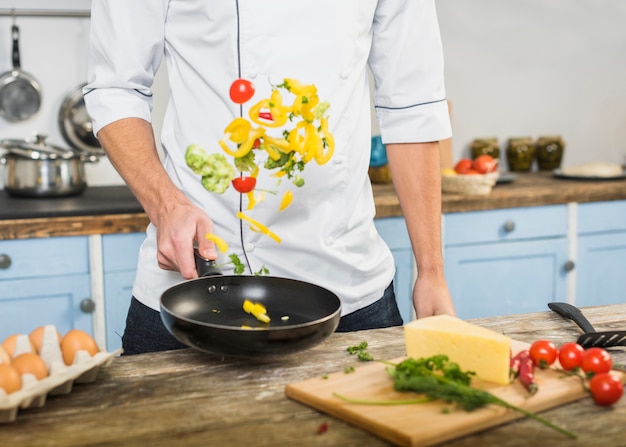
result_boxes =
[454,159,473,174]
[589,372,624,406]
[229,78,255,104]
[472,155,498,174]
[581,347,613,375]
[232,176,256,193]
[557,342,584,370]
[529,340,558,368]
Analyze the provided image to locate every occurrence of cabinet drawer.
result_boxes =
[578,200,626,234]
[444,205,568,246]
[0,237,89,280]
[103,233,145,272]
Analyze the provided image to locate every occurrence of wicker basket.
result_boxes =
[441,172,499,196]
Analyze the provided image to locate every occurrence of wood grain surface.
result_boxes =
[1,304,625,447]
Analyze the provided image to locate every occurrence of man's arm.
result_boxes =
[386,141,455,318]
[97,117,217,278]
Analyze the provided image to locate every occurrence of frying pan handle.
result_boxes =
[194,248,222,277]
[11,25,20,69]
[548,302,597,334]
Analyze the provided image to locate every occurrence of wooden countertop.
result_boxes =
[2,304,625,447]
[374,171,626,217]
[1,172,625,239]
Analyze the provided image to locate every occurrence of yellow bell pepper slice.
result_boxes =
[243,299,271,324]
[205,233,229,254]
[279,190,293,211]
[237,211,281,243]
[219,126,266,158]
[224,117,251,144]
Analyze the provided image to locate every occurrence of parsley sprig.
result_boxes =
[335,345,577,439]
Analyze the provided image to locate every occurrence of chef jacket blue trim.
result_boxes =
[374,97,447,110]
[82,88,153,98]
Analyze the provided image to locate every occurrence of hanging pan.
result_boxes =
[160,250,342,358]
[0,24,42,122]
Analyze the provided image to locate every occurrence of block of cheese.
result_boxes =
[404,315,511,385]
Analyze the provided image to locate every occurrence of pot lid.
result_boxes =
[58,83,105,156]
[0,134,77,160]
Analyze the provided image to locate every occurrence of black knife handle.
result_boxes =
[548,302,597,334]
[193,248,222,277]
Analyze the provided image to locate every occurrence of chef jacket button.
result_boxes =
[340,71,349,80]
[325,237,334,245]
[245,243,255,252]
[247,72,258,79]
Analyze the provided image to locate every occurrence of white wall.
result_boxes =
[0,1,623,190]
[436,0,626,168]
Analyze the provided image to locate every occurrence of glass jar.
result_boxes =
[506,137,535,172]
[535,135,565,170]
[470,138,500,160]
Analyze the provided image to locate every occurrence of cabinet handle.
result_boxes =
[503,220,515,232]
[563,260,575,272]
[80,299,96,314]
[0,254,11,269]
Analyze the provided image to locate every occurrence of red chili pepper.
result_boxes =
[258,111,273,121]
[517,350,538,395]
[510,349,524,381]
[252,138,261,149]
[316,422,328,435]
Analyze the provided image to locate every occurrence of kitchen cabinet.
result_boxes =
[374,217,414,323]
[0,237,93,341]
[443,205,570,319]
[575,200,626,307]
[102,233,145,352]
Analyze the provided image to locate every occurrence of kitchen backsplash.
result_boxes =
[0,1,623,190]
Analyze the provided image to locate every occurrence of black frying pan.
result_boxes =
[160,250,342,357]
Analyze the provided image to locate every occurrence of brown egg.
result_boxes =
[11,353,48,380]
[2,334,36,357]
[61,330,100,366]
[0,363,22,394]
[0,345,11,364]
[29,326,63,353]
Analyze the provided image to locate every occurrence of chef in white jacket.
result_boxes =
[85,0,455,354]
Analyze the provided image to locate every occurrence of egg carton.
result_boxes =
[0,325,122,423]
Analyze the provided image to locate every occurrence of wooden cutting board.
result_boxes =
[285,341,588,447]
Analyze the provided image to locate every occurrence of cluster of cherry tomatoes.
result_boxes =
[528,340,624,406]
[454,154,498,175]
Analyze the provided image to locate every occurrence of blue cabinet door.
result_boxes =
[103,271,135,351]
[102,233,145,351]
[576,232,626,307]
[375,218,413,324]
[0,274,92,341]
[445,238,569,319]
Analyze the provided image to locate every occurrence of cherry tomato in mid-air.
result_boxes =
[580,347,613,375]
[588,372,624,406]
[557,342,584,370]
[232,176,257,193]
[229,78,255,104]
[529,340,558,368]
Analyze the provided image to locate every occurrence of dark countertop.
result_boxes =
[0,186,143,220]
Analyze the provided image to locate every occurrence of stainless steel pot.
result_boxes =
[0,135,99,197]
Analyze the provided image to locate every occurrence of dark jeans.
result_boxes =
[121,282,403,355]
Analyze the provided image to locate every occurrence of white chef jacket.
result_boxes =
[84,0,452,315]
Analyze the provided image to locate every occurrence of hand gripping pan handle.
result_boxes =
[548,302,626,348]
